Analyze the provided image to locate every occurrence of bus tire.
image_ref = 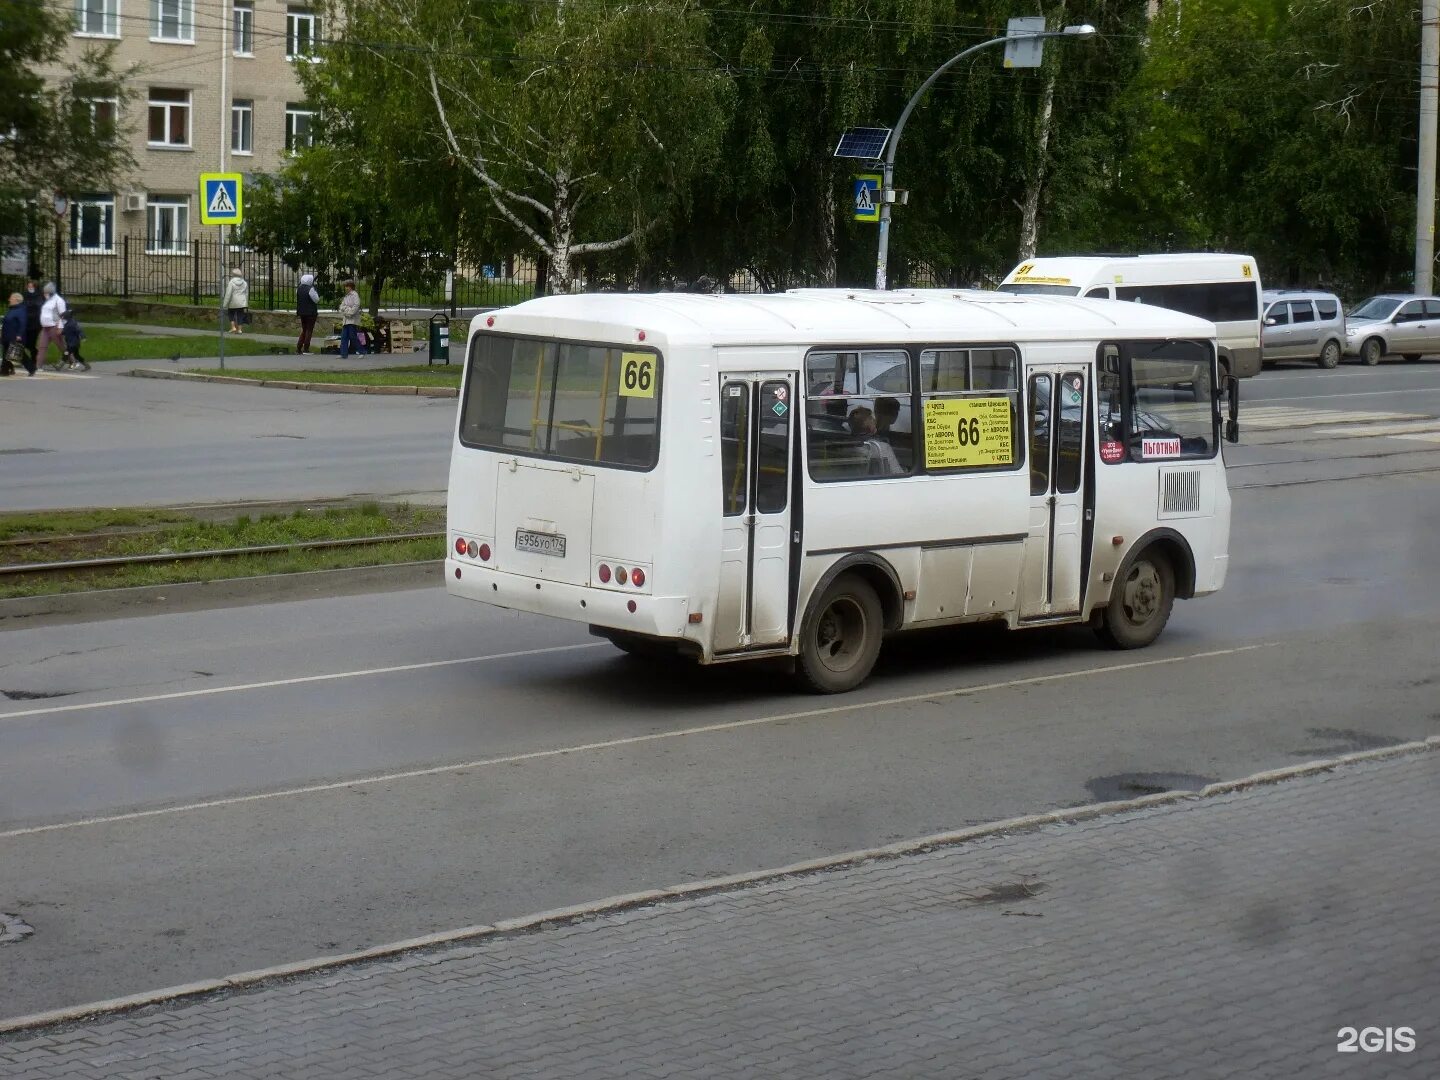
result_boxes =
[1318,340,1341,369]
[1361,338,1384,366]
[796,573,883,694]
[1095,549,1175,650]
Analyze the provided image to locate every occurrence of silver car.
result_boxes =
[1344,294,1440,365]
[1261,289,1345,368]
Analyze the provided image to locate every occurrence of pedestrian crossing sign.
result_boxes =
[853,174,881,223]
[199,173,243,226]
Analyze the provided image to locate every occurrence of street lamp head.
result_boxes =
[1062,24,1098,37]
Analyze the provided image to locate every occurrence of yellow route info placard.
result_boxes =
[619,351,656,399]
[923,397,1014,468]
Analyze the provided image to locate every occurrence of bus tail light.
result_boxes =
[454,537,467,556]
[466,540,479,559]
[597,563,612,583]
[630,567,645,588]
[615,566,629,586]
[478,543,491,562]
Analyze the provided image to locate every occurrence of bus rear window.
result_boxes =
[460,335,661,470]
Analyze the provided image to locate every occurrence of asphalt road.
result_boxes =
[2,358,1440,1020]
[2,354,1440,510]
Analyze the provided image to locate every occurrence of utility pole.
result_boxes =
[1417,0,1438,293]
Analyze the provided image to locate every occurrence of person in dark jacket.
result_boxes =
[21,280,41,367]
[296,273,320,355]
[62,308,89,371]
[3,292,34,375]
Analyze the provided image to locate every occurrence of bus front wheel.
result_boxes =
[1095,551,1174,650]
[796,574,883,693]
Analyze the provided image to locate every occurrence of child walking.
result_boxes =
[62,309,90,371]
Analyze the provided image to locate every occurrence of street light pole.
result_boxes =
[875,24,1096,291]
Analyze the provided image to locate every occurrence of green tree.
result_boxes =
[346,0,734,293]
[243,2,465,317]
[0,2,132,245]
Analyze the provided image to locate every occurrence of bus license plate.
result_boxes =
[515,529,567,558]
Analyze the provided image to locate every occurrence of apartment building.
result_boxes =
[61,0,316,257]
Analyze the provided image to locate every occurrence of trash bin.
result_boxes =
[428,313,450,366]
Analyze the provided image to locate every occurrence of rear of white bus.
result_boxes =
[445,314,704,652]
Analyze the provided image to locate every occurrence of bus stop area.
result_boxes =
[4,745,1435,1079]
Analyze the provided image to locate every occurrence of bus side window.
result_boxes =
[1029,373,1052,496]
[720,382,749,516]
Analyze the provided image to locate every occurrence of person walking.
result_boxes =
[222,268,250,334]
[62,308,90,371]
[36,283,68,371]
[296,273,320,355]
[2,293,34,376]
[21,279,41,369]
[338,279,364,359]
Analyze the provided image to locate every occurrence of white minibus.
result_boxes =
[446,290,1238,693]
[999,254,1263,379]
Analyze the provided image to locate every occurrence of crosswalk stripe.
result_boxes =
[1240,406,1428,431]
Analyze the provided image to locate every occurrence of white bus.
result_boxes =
[999,254,1263,379]
[446,290,1238,693]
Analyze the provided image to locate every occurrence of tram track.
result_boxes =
[0,532,445,580]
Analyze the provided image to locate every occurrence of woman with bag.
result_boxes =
[296,273,320,354]
[36,283,67,371]
[2,293,33,376]
[222,268,250,334]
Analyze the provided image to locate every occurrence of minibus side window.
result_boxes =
[720,381,749,516]
[804,349,914,481]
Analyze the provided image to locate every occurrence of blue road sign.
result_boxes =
[853,174,881,223]
[199,173,243,226]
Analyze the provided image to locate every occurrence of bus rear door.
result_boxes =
[714,373,796,651]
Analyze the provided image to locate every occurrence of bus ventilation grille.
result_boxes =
[1162,470,1201,515]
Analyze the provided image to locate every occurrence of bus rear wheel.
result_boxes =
[796,574,883,693]
[597,628,676,661]
[1095,551,1174,650]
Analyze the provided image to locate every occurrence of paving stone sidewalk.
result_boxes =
[3,751,1437,1079]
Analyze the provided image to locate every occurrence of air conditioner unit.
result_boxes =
[123,192,146,212]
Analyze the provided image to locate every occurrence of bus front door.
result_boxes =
[1021,368,1088,618]
[714,374,795,652]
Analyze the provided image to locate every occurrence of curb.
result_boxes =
[127,368,459,398]
[3,735,1435,1035]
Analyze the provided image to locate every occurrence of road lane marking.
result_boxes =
[1257,387,1440,403]
[0,643,606,722]
[1238,406,1427,431]
[0,642,1277,840]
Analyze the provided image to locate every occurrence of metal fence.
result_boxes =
[1,225,966,314]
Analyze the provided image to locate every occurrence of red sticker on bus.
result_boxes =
[1100,440,1125,464]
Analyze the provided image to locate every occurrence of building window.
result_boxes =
[80,97,119,141]
[232,1,253,54]
[285,105,314,151]
[74,0,119,37]
[147,88,191,147]
[286,7,318,58]
[151,0,193,42]
[70,196,116,254]
[147,198,189,254]
[231,99,253,154]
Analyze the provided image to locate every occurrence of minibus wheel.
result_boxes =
[797,574,883,693]
[1318,341,1341,368]
[1361,338,1384,366]
[1095,550,1174,650]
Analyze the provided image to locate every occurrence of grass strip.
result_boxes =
[185,366,462,387]
[0,502,447,597]
[68,326,278,363]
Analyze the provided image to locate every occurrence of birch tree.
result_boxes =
[352,0,734,293]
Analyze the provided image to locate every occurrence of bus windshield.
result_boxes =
[998,283,1081,296]
[459,334,661,470]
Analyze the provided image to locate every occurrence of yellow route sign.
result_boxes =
[619,351,656,399]
[923,397,1014,468]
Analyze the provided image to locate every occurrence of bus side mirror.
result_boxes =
[1224,374,1240,443]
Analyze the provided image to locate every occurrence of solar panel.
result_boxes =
[833,127,892,161]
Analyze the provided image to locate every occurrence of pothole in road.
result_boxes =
[1085,772,1216,802]
[1,913,35,944]
[1,689,76,701]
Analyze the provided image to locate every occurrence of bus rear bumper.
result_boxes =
[445,560,693,638]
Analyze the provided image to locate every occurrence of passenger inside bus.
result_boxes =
[846,406,903,476]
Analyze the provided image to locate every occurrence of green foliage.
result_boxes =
[0,2,133,242]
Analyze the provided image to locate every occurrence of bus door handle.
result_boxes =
[743,513,757,527]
